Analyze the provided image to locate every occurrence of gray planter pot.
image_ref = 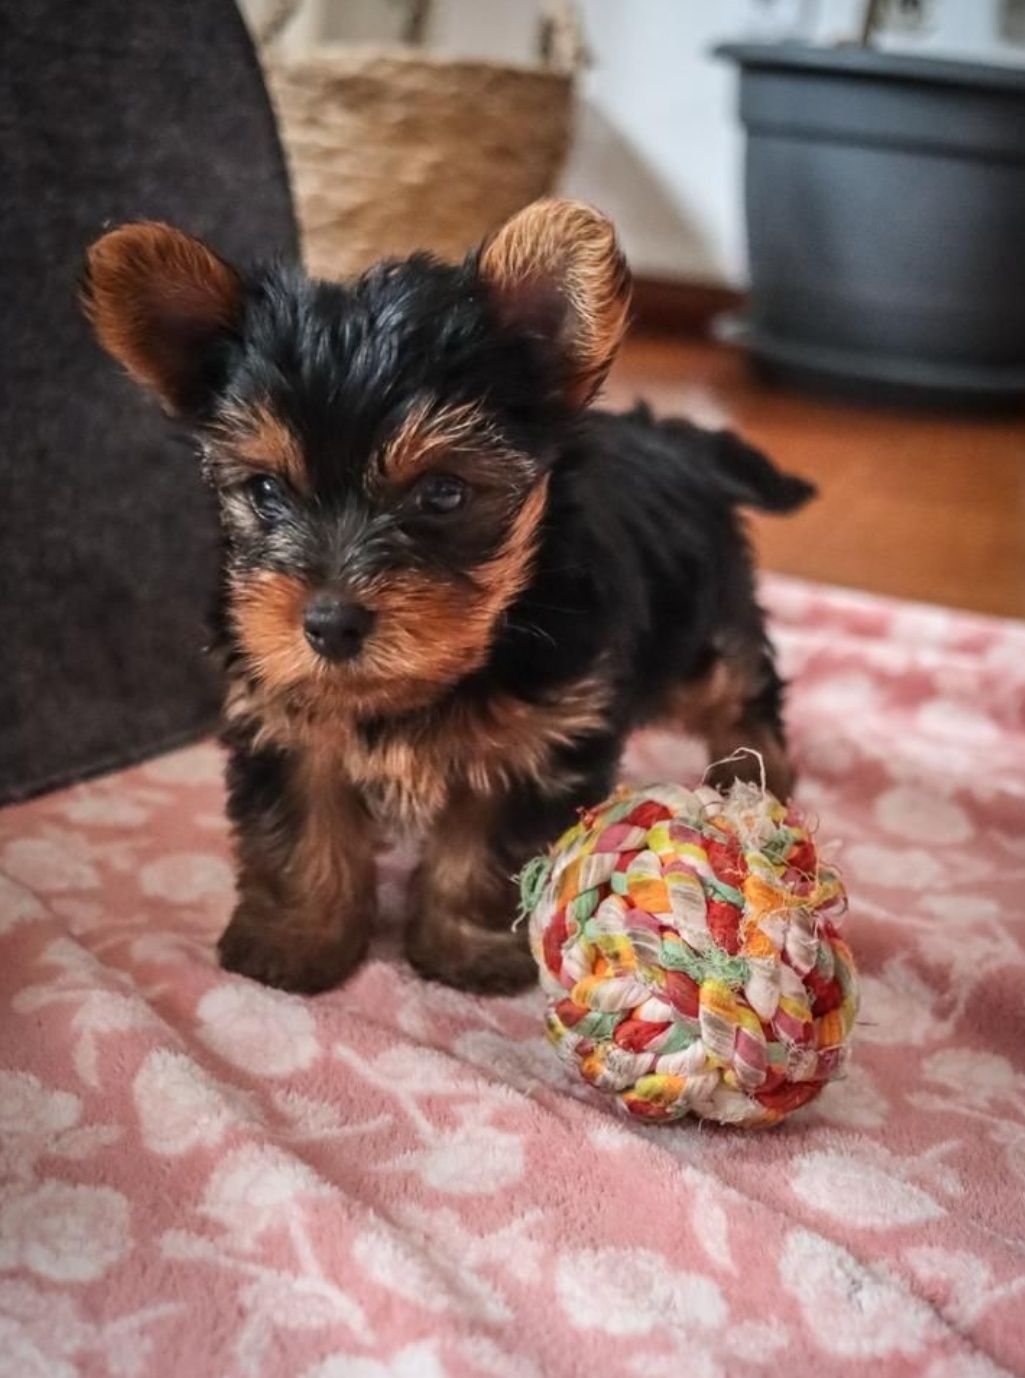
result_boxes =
[715,43,1025,409]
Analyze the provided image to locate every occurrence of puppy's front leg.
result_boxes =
[405,788,539,996]
[219,743,377,994]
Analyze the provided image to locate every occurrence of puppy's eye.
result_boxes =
[246,474,289,521]
[415,473,468,515]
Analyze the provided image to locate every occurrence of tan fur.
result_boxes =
[656,660,749,742]
[361,476,547,693]
[377,400,497,483]
[292,756,379,940]
[219,752,378,993]
[225,661,609,828]
[405,790,536,992]
[346,670,611,823]
[229,571,319,695]
[479,198,632,406]
[210,403,308,489]
[657,657,793,799]
[83,222,242,413]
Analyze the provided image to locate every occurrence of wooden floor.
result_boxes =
[608,335,1025,619]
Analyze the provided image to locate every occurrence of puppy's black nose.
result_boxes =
[303,594,375,662]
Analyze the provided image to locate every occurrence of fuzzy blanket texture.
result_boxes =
[1,576,1024,1378]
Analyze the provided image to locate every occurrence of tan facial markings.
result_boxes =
[211,402,308,490]
[374,399,528,488]
[226,475,549,721]
[229,569,320,692]
[379,400,472,481]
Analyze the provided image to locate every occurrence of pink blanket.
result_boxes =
[2,576,1025,1378]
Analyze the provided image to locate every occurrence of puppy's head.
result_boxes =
[82,200,630,715]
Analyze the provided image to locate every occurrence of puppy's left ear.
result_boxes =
[82,221,244,417]
[477,198,631,408]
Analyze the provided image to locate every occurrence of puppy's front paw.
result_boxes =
[217,905,368,995]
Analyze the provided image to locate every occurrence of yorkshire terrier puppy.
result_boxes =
[83,199,813,997]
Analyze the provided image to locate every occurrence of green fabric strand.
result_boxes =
[574,1011,620,1041]
[660,939,749,987]
[517,855,552,920]
[656,1023,699,1054]
[761,827,796,865]
[705,877,745,907]
[569,889,600,925]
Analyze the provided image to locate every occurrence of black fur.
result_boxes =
[489,403,813,717]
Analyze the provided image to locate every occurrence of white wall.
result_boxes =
[242,0,1025,287]
[561,1,754,285]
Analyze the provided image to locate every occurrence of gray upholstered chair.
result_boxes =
[0,0,298,801]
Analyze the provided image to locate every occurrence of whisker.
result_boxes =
[509,620,557,648]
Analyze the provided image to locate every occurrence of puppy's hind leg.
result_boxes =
[659,649,796,801]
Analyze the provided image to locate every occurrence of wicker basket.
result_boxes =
[263,46,574,281]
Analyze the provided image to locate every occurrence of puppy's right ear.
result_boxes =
[82,222,244,416]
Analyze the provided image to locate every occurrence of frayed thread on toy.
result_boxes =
[513,854,553,930]
[702,746,768,794]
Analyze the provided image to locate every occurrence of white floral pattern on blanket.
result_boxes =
[2,576,1025,1378]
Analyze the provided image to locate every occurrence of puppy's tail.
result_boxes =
[647,408,816,513]
[710,431,816,513]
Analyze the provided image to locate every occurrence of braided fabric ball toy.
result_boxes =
[519,780,858,1128]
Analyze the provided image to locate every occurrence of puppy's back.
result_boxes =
[566,405,813,712]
